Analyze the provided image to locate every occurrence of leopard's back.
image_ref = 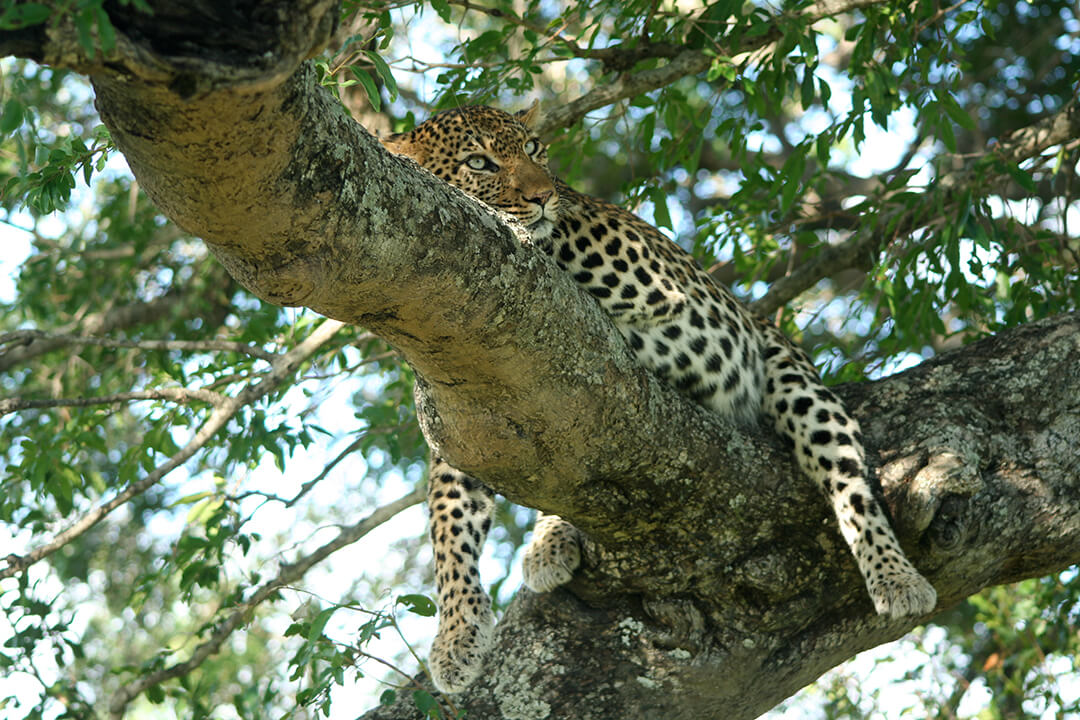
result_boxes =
[547,182,767,422]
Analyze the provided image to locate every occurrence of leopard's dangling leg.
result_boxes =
[758,324,937,617]
[426,458,496,692]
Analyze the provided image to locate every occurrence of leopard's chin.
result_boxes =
[527,218,555,242]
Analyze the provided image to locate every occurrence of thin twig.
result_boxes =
[0,265,235,374]
[446,0,581,53]
[23,226,182,264]
[287,435,362,507]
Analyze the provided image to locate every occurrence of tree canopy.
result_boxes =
[0,1,1078,719]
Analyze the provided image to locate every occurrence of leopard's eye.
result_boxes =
[465,155,497,171]
[524,139,540,155]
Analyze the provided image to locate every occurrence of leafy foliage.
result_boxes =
[0,0,1078,718]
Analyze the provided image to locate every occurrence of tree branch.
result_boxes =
[991,98,1079,165]
[535,0,895,137]
[0,319,345,580]
[751,100,1080,315]
[360,311,1080,720]
[0,330,278,363]
[0,264,236,373]
[107,484,426,718]
[0,387,226,416]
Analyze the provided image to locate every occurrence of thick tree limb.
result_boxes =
[362,312,1080,720]
[4,3,1079,718]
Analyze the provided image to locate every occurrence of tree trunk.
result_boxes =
[6,3,1080,718]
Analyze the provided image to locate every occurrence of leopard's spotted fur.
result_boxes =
[381,104,937,693]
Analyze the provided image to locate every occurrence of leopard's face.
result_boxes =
[381,106,560,240]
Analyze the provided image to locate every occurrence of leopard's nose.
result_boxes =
[527,189,554,207]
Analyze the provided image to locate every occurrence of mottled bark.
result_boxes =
[5,3,1079,718]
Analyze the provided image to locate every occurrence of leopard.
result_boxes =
[380,103,938,694]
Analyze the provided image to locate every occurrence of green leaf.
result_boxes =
[818,77,831,106]
[171,490,214,507]
[349,67,381,112]
[358,615,391,644]
[706,57,736,83]
[308,606,336,642]
[186,497,223,524]
[815,129,832,167]
[465,30,504,60]
[799,67,815,110]
[779,148,805,214]
[96,6,117,53]
[75,7,95,54]
[412,689,439,715]
[0,99,23,134]
[1006,163,1036,192]
[363,50,399,102]
[687,0,741,47]
[146,683,165,704]
[397,593,437,617]
[429,0,452,23]
[938,91,975,131]
[0,3,51,29]
[938,110,956,152]
[645,186,673,231]
[52,470,74,515]
[852,115,865,146]
[380,689,397,706]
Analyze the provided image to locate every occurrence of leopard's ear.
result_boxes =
[515,100,541,130]
[380,132,424,162]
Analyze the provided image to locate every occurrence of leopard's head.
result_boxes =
[381,104,559,240]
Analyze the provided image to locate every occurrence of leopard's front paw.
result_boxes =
[868,566,937,618]
[522,515,581,593]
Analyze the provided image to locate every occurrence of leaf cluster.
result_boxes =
[0,0,1077,718]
